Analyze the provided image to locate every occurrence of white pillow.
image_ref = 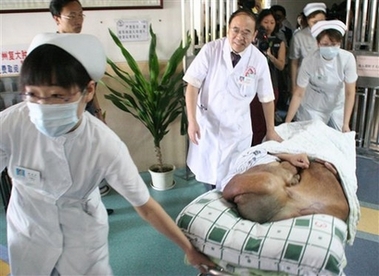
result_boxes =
[176,190,348,275]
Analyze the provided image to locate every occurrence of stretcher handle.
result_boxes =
[199,264,234,276]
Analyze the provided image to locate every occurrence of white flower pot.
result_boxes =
[148,164,176,191]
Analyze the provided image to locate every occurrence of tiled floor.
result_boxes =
[344,153,379,276]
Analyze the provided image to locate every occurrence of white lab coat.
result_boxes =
[296,49,358,130]
[0,102,150,275]
[183,38,274,187]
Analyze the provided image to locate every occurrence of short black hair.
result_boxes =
[316,29,343,43]
[228,8,257,28]
[19,44,90,91]
[270,5,286,17]
[49,0,81,16]
[238,0,256,10]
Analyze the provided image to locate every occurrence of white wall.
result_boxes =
[0,0,187,172]
[0,0,342,171]
[0,0,183,61]
[0,1,341,56]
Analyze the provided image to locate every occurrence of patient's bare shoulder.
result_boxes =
[223,161,283,199]
[223,160,349,223]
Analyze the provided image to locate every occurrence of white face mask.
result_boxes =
[27,98,82,137]
[319,46,340,60]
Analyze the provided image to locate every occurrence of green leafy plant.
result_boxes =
[101,25,191,172]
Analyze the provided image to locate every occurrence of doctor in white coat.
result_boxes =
[184,8,282,191]
[285,20,357,132]
[0,33,213,275]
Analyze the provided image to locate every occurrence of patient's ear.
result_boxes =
[287,174,300,186]
[280,161,301,187]
[223,173,273,201]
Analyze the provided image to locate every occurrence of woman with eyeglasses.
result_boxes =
[0,33,214,275]
[285,20,357,132]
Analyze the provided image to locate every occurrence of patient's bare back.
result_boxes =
[223,161,349,223]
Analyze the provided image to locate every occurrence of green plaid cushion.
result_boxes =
[176,190,348,275]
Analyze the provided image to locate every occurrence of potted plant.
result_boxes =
[101,25,191,190]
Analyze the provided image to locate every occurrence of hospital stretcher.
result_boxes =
[176,121,359,276]
[176,190,347,275]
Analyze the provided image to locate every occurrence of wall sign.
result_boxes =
[356,55,379,78]
[0,0,163,13]
[116,20,149,42]
[1,44,28,76]
[354,52,379,88]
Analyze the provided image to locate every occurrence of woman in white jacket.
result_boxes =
[0,33,213,275]
[285,20,357,132]
[289,2,327,93]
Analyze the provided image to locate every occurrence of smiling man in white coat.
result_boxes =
[184,8,282,191]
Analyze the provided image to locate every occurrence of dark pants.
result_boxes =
[204,184,216,191]
[250,87,279,146]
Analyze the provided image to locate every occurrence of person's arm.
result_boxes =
[342,82,356,132]
[267,41,286,71]
[290,58,299,93]
[285,85,306,122]
[92,93,105,123]
[134,197,214,273]
[274,153,309,168]
[185,84,201,145]
[274,153,338,175]
[261,101,282,142]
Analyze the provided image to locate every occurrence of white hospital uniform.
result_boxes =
[289,27,318,63]
[0,102,150,275]
[183,37,274,186]
[296,49,358,130]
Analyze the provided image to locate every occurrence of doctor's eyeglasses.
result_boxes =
[60,13,85,21]
[230,27,254,38]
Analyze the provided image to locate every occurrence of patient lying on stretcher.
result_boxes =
[222,152,349,224]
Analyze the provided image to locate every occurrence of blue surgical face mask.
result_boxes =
[319,46,340,60]
[27,97,82,137]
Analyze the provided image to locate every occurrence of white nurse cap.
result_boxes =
[303,2,327,17]
[311,20,347,38]
[27,33,106,81]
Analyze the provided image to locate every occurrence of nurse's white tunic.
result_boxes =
[296,49,358,130]
[289,27,318,64]
[183,38,274,188]
[0,102,150,275]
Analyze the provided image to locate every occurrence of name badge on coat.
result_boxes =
[14,166,41,184]
[239,66,256,85]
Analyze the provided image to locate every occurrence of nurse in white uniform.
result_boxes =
[289,2,326,92]
[0,33,213,275]
[285,20,358,132]
[184,9,282,190]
